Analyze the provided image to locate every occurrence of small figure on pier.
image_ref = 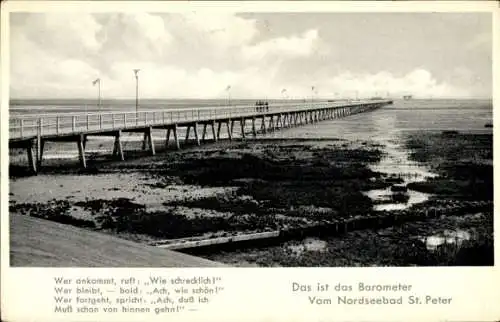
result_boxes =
[255,100,263,112]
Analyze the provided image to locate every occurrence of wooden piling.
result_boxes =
[227,121,232,140]
[27,140,37,174]
[112,130,124,161]
[37,138,45,168]
[77,135,87,169]
[261,116,267,133]
[146,127,156,155]
[211,121,217,142]
[193,123,200,146]
[251,117,257,137]
[185,125,191,142]
[82,135,88,150]
[142,132,147,151]
[166,128,171,148]
[240,118,246,139]
[173,124,180,150]
[217,121,222,139]
[201,123,208,142]
[229,120,234,137]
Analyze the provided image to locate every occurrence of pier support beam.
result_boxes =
[37,138,45,168]
[230,120,235,139]
[193,123,200,146]
[142,127,156,155]
[251,117,257,137]
[110,136,121,161]
[173,125,180,150]
[217,121,222,140]
[240,118,246,139]
[166,128,171,148]
[227,120,232,140]
[82,135,88,150]
[201,123,208,142]
[77,135,87,169]
[185,125,191,143]
[26,139,37,174]
[211,121,217,142]
[112,130,124,161]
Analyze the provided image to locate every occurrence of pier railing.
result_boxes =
[9,100,386,140]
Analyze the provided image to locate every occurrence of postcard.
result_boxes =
[1,1,499,321]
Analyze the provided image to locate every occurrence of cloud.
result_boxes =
[242,29,319,60]
[9,13,491,99]
[465,32,492,54]
[321,69,466,99]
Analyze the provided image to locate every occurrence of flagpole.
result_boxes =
[226,85,231,106]
[133,69,140,113]
[98,80,101,110]
[93,78,101,111]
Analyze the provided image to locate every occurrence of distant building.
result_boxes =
[403,95,413,100]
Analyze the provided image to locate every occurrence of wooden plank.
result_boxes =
[9,213,227,267]
[152,231,281,250]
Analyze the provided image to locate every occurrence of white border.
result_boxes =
[1,2,499,322]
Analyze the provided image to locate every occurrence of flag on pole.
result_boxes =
[281,89,287,93]
[226,85,231,91]
[92,78,100,86]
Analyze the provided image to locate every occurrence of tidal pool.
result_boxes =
[420,229,471,251]
[364,135,438,211]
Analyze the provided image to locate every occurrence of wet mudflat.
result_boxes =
[195,132,493,266]
[9,132,493,266]
[10,139,387,242]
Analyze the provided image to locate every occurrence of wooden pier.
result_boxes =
[9,100,392,173]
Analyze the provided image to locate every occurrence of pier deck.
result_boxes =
[9,99,392,173]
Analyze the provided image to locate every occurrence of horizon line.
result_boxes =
[9,96,493,101]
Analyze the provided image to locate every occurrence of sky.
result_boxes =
[9,12,492,99]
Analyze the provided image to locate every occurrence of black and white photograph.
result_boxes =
[7,9,493,268]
